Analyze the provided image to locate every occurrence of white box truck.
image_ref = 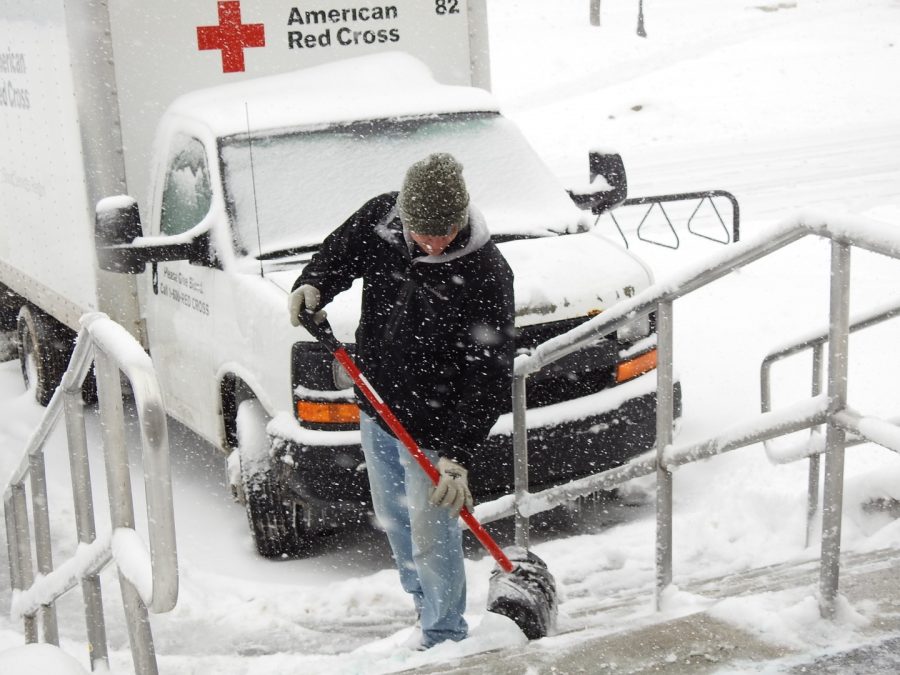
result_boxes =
[1,0,678,557]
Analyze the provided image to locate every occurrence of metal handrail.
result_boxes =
[762,298,900,412]
[479,396,829,524]
[502,211,900,619]
[760,299,900,546]
[3,312,177,674]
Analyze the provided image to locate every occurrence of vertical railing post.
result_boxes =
[819,241,851,619]
[4,496,21,595]
[63,383,110,670]
[513,374,530,550]
[28,449,59,645]
[4,495,26,638]
[806,344,824,548]
[590,0,601,26]
[10,483,38,643]
[95,350,158,675]
[655,300,675,609]
[637,0,647,37]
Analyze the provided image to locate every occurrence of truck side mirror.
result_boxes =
[95,196,214,274]
[568,152,629,215]
[95,196,146,273]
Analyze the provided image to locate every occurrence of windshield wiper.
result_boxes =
[491,233,547,244]
[257,244,320,261]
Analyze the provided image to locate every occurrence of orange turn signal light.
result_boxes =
[296,400,360,424]
[615,348,658,384]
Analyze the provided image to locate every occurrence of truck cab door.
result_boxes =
[143,135,220,437]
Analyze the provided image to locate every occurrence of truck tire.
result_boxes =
[17,305,69,406]
[237,399,311,558]
[0,283,22,332]
[1,284,23,362]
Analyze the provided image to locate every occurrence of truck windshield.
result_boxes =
[220,112,589,259]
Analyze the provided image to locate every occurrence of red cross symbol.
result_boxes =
[197,1,265,74]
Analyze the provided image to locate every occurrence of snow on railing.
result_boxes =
[835,410,900,455]
[3,312,177,675]
[496,211,900,620]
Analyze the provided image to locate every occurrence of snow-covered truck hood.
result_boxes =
[262,231,652,339]
[500,232,653,327]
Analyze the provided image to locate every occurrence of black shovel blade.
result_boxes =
[487,546,558,640]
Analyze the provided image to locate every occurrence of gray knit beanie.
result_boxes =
[398,153,470,236]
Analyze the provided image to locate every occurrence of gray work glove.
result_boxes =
[429,457,474,514]
[288,284,327,327]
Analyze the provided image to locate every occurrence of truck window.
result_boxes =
[160,137,213,236]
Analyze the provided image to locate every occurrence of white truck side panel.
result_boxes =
[0,1,98,328]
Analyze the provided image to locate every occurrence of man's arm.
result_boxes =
[293,194,395,305]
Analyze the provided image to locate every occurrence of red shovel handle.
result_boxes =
[302,313,514,573]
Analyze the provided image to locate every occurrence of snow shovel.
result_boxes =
[299,312,558,640]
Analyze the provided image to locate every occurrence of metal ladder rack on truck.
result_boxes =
[1,0,733,558]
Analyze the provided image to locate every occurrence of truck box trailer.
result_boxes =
[2,0,679,557]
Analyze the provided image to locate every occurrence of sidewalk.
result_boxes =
[409,547,900,674]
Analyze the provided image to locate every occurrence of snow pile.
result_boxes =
[0,643,88,674]
[708,590,870,651]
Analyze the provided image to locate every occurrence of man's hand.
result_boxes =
[288,284,327,327]
[429,457,474,514]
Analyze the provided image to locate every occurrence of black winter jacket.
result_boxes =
[296,192,515,467]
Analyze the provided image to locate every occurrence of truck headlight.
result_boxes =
[331,357,354,390]
[616,312,651,343]
[292,341,359,429]
[614,311,657,384]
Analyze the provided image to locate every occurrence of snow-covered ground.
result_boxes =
[3,0,900,672]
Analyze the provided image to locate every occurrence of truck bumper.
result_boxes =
[269,375,681,531]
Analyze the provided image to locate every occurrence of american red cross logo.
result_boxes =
[197,1,265,74]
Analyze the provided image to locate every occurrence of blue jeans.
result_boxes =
[359,413,468,647]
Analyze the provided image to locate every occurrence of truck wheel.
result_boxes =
[237,399,310,558]
[0,284,22,332]
[17,306,69,406]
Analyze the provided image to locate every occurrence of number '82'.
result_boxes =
[435,0,459,15]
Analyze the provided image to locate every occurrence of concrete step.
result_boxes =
[407,546,900,674]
